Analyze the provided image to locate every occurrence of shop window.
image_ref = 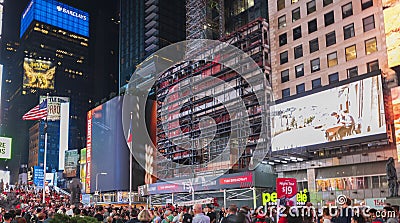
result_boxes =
[307,0,316,14]
[326,31,336,47]
[345,45,357,61]
[295,64,304,77]
[324,11,334,26]
[309,38,319,53]
[294,45,303,59]
[293,26,302,40]
[342,2,353,18]
[327,52,338,67]
[363,15,375,32]
[344,23,355,40]
[308,19,317,34]
[279,33,287,46]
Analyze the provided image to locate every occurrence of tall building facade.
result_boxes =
[268,0,399,203]
[3,0,90,177]
[119,0,186,92]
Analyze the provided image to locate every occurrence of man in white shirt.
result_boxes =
[193,204,210,223]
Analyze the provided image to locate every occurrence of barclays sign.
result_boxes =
[56,5,87,21]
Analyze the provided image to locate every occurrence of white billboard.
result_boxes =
[0,137,12,159]
[39,96,69,121]
[271,75,386,151]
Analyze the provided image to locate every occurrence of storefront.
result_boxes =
[138,170,276,209]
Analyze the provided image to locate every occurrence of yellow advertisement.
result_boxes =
[23,58,56,89]
[384,3,400,67]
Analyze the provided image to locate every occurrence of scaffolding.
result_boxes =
[156,18,271,181]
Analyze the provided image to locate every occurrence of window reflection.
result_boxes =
[316,175,387,191]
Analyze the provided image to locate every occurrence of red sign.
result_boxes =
[276,178,297,199]
[85,111,92,194]
[220,175,252,185]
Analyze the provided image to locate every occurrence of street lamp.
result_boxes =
[95,172,107,206]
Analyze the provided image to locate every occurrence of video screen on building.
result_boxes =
[87,96,144,193]
[20,0,89,38]
[23,58,56,90]
[64,150,78,178]
[271,75,386,151]
[383,1,400,67]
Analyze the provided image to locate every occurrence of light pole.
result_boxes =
[95,172,107,206]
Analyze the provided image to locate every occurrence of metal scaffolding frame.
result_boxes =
[156,18,271,181]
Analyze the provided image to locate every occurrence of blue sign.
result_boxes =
[20,0,89,38]
[33,166,44,187]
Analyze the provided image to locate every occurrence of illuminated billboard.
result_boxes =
[20,0,89,38]
[80,148,86,192]
[271,75,386,151]
[384,3,400,67]
[23,58,56,89]
[0,137,12,159]
[64,150,78,178]
[391,86,400,161]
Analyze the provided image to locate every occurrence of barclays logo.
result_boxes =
[56,5,87,21]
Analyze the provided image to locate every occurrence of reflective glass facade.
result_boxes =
[20,0,89,38]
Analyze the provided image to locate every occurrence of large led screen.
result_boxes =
[87,96,144,193]
[23,58,56,89]
[20,0,89,38]
[271,75,386,151]
[384,3,400,68]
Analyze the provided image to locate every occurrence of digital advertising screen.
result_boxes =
[23,58,56,90]
[64,150,78,178]
[20,0,89,38]
[87,96,144,193]
[384,2,400,68]
[271,75,386,151]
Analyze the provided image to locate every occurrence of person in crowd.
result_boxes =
[383,206,397,223]
[193,204,210,223]
[219,208,226,223]
[94,206,105,222]
[127,210,140,223]
[367,209,384,223]
[277,206,288,223]
[206,207,216,223]
[287,207,301,223]
[350,215,365,223]
[321,208,332,223]
[335,198,352,223]
[238,207,251,223]
[152,210,162,223]
[42,212,53,223]
[3,213,13,223]
[220,205,240,223]
[36,213,45,223]
[138,210,153,223]
[181,207,192,223]
[15,218,26,223]
[172,211,179,223]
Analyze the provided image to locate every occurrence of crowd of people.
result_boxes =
[0,186,399,223]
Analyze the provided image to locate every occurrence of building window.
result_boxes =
[309,38,319,53]
[292,8,301,22]
[365,37,377,55]
[323,0,333,7]
[329,72,339,84]
[278,15,286,29]
[279,33,287,46]
[326,31,336,47]
[345,45,357,61]
[367,60,379,72]
[308,19,317,34]
[293,26,302,40]
[307,0,316,14]
[296,83,305,94]
[363,15,375,32]
[295,64,304,77]
[280,51,289,64]
[312,78,322,89]
[292,0,299,4]
[311,58,320,72]
[344,23,355,40]
[362,0,373,10]
[327,52,338,67]
[347,66,358,78]
[342,2,353,18]
[294,45,303,59]
[324,11,335,26]
[282,88,290,98]
[281,69,290,83]
[278,0,286,10]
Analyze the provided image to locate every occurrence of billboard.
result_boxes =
[0,171,10,190]
[383,1,400,67]
[39,96,69,121]
[80,148,87,192]
[87,96,144,193]
[391,86,400,160]
[20,0,89,38]
[0,137,11,159]
[23,58,56,90]
[64,150,78,178]
[33,166,44,187]
[271,75,385,151]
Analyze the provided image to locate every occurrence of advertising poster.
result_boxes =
[262,189,309,206]
[0,137,12,159]
[64,150,79,178]
[276,178,297,207]
[383,1,400,67]
[23,58,56,90]
[391,86,400,161]
[33,166,44,187]
[365,198,386,210]
[271,75,385,151]
[39,96,69,121]
[80,148,87,192]
[0,171,10,190]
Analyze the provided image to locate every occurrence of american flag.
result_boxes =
[127,121,133,144]
[22,100,48,120]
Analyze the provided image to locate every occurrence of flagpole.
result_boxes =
[42,94,49,204]
[129,112,133,212]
